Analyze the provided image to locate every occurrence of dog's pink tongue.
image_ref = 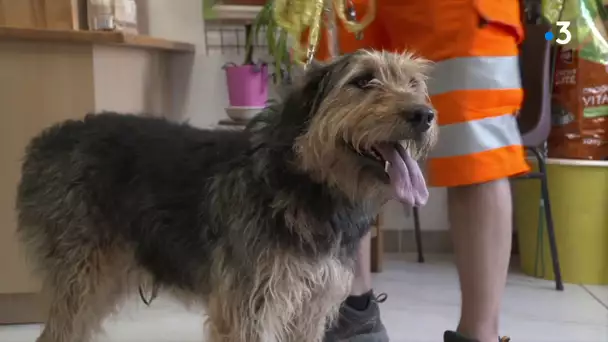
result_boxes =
[375,143,429,207]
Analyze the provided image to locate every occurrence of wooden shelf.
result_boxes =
[0,27,195,52]
[205,4,262,24]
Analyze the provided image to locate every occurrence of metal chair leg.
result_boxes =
[529,147,564,291]
[370,214,383,273]
[413,207,424,263]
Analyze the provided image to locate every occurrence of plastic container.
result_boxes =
[224,64,268,107]
[514,158,608,285]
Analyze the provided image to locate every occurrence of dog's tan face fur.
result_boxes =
[295,50,438,203]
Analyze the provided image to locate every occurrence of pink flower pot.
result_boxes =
[224,64,268,107]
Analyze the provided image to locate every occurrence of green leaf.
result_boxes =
[243,24,254,65]
[246,0,293,84]
[275,29,288,84]
[266,20,276,57]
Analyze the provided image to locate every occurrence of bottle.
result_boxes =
[88,0,138,34]
[114,0,138,34]
[89,0,114,31]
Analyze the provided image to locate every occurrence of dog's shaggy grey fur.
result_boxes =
[16,50,437,342]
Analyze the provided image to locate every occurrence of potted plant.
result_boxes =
[223,23,269,118]
[222,0,292,121]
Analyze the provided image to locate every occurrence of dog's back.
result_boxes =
[16,113,250,288]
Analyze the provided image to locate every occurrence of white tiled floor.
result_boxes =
[2,254,607,342]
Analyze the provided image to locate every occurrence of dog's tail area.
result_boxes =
[15,118,93,273]
[16,117,145,341]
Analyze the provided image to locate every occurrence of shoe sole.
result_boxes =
[340,330,390,342]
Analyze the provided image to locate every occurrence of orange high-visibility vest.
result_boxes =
[304,0,529,186]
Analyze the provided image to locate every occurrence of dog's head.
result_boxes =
[249,50,438,206]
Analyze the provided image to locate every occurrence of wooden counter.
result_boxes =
[0,28,194,324]
[0,27,195,52]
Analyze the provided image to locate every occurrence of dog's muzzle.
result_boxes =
[401,105,435,133]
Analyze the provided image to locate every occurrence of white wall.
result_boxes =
[139,0,242,127]
[383,189,448,231]
[139,0,449,231]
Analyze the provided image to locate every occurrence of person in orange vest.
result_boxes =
[310,1,528,342]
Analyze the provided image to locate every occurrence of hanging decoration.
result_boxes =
[271,0,376,65]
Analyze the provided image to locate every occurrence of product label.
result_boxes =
[582,85,608,118]
[555,69,576,85]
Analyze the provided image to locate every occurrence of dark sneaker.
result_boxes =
[324,293,389,342]
[444,331,511,342]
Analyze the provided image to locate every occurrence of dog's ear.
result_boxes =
[299,54,353,114]
[306,59,325,70]
[252,54,354,147]
[289,58,329,86]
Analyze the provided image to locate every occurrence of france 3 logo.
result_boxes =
[544,21,572,45]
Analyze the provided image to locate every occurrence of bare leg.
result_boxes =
[448,179,513,342]
[350,231,373,295]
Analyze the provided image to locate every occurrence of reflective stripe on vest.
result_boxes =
[427,56,522,96]
[429,113,523,159]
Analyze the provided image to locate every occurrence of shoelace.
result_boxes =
[373,292,388,303]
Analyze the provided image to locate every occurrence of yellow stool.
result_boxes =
[514,158,608,285]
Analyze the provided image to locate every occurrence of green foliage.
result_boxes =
[246,1,292,84]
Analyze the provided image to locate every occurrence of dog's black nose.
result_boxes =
[404,106,435,132]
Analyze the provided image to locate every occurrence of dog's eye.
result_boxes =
[350,73,375,89]
[409,78,419,88]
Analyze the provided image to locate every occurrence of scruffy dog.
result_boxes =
[16,50,437,342]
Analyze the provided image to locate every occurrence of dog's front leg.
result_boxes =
[286,261,354,342]
[205,253,352,342]
[288,288,349,342]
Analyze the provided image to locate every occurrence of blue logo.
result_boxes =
[545,22,572,45]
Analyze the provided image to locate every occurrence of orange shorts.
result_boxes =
[307,0,530,187]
